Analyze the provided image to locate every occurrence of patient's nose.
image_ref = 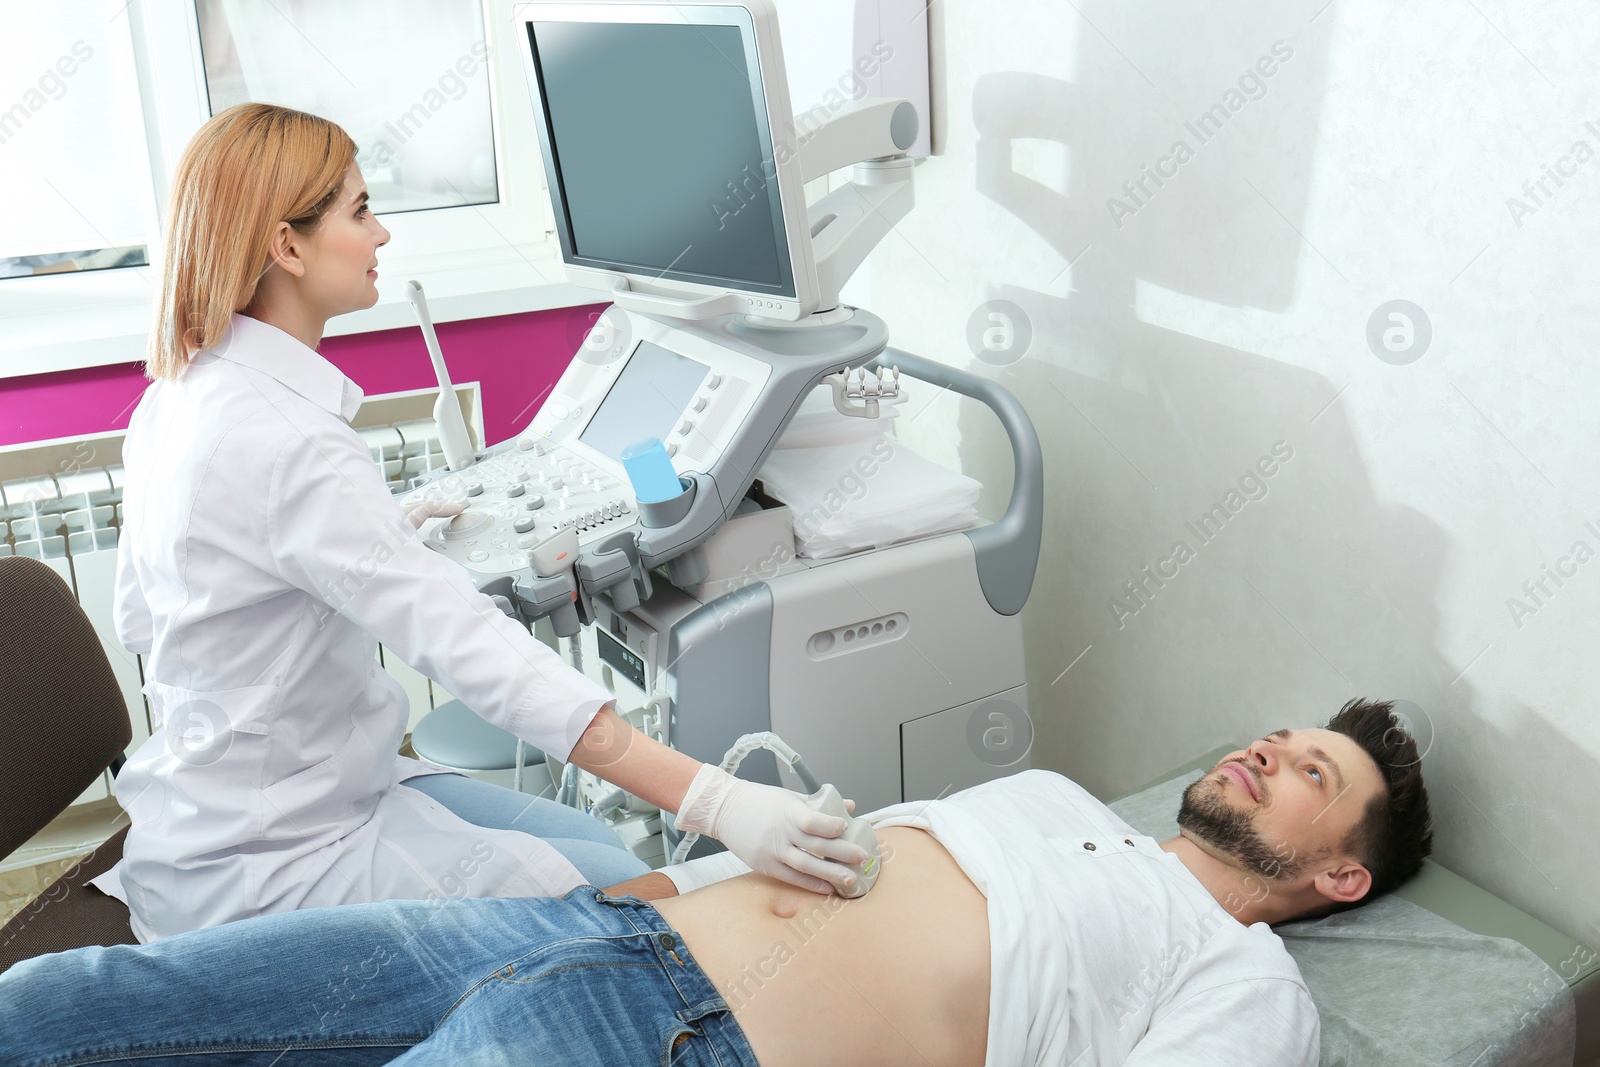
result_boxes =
[1246,741,1278,775]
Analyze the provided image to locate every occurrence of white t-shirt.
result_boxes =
[667,769,1320,1066]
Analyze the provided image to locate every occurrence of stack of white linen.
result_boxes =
[756,385,982,558]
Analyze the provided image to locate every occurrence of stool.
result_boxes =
[409,699,554,797]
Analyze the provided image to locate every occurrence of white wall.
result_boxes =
[868,0,1600,946]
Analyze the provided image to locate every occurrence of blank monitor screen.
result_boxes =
[527,19,794,296]
[579,341,708,461]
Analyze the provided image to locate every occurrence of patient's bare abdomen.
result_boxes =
[653,827,990,1067]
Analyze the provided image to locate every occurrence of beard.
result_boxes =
[1176,768,1307,882]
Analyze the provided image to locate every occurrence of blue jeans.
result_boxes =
[405,772,650,889]
[0,889,761,1066]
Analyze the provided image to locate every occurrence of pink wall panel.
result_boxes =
[0,303,608,449]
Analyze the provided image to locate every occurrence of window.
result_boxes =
[1,0,564,379]
[193,0,499,214]
[0,4,153,280]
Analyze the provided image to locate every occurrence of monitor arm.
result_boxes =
[800,98,918,314]
[797,98,919,181]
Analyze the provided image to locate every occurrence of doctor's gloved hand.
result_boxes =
[674,764,869,896]
[404,499,465,529]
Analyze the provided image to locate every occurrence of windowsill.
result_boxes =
[0,240,604,380]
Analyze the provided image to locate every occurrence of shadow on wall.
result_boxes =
[939,21,1595,947]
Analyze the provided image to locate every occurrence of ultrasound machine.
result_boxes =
[409,0,1044,865]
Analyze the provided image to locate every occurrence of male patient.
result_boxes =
[1,698,1431,1066]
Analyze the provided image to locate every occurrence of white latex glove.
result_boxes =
[405,499,465,529]
[674,764,870,895]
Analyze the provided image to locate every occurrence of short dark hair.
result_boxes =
[1324,698,1434,903]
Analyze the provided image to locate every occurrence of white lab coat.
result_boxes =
[89,313,615,943]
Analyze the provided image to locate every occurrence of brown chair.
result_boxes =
[0,555,136,974]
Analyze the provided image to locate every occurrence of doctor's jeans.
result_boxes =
[403,772,651,889]
[0,888,763,1067]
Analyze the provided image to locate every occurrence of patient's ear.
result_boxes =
[1313,860,1371,905]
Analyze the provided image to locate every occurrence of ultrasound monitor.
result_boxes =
[517,1,819,320]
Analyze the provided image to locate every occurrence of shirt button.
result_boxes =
[659,933,677,951]
[1083,842,1097,851]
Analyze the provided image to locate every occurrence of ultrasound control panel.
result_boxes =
[406,441,636,580]
[415,306,892,620]
[415,308,776,582]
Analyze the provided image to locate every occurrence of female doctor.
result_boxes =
[91,103,866,943]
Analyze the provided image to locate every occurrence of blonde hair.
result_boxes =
[147,103,356,380]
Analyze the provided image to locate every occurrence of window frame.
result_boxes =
[0,0,581,381]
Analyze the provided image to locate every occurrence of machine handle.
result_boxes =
[607,278,745,321]
[868,347,1043,616]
